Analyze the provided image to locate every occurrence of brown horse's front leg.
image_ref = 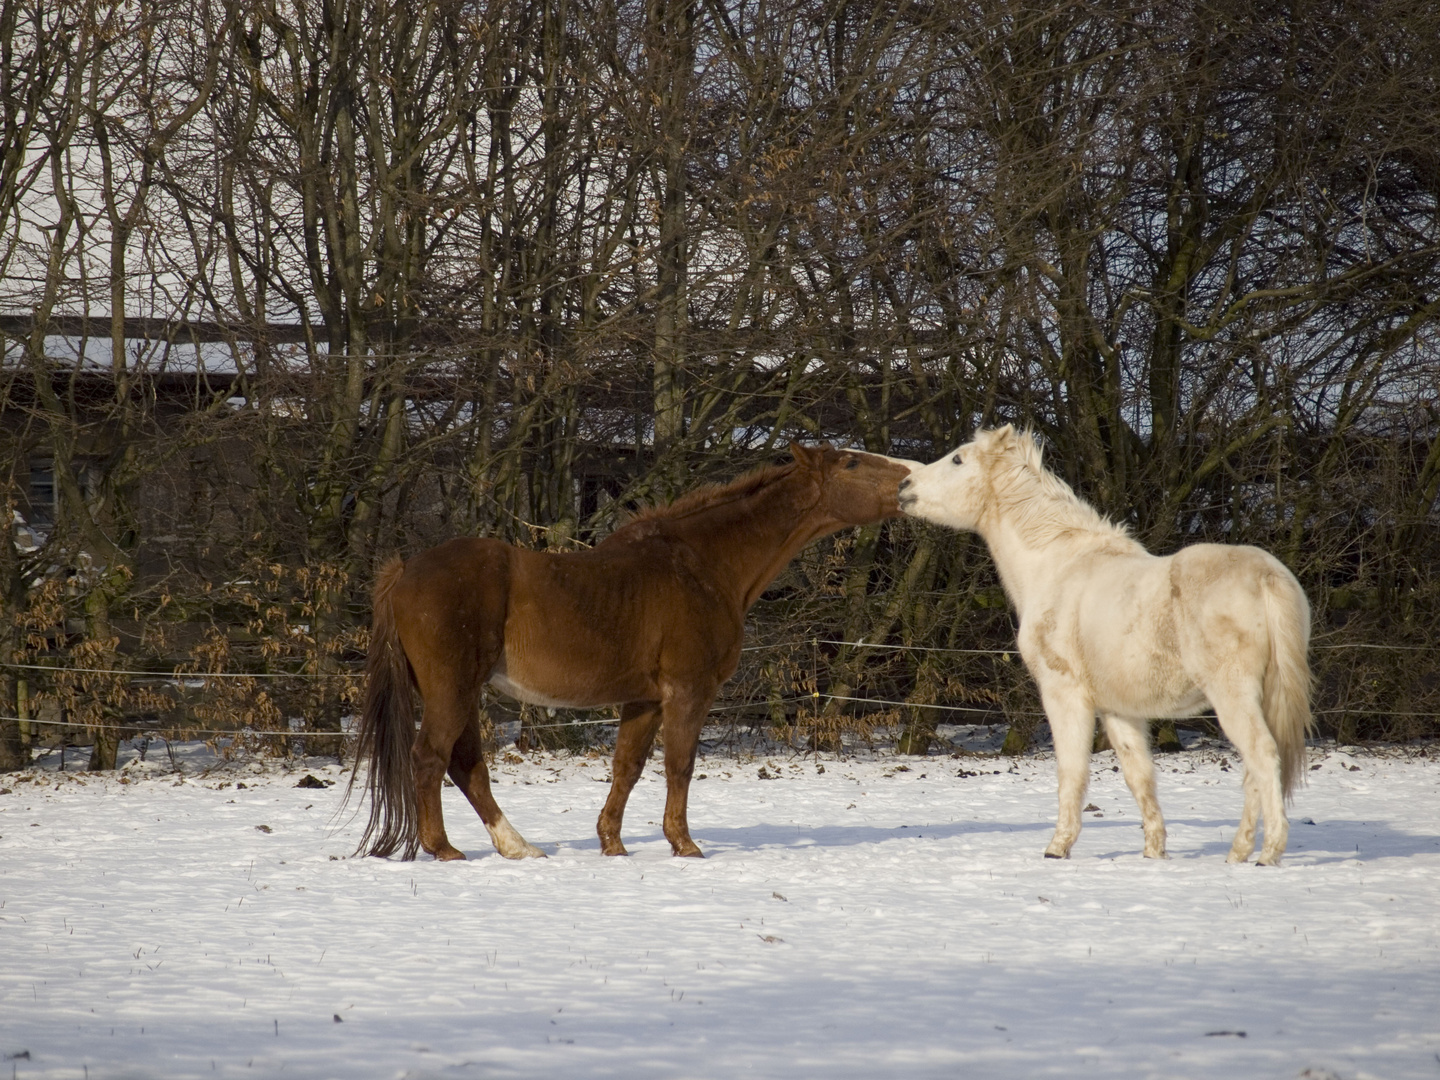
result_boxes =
[660,693,712,858]
[597,702,662,856]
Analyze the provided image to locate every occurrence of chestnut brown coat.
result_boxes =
[348,443,913,861]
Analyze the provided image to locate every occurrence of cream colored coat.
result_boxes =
[900,426,1313,864]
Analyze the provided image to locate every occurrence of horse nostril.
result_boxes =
[898,478,911,492]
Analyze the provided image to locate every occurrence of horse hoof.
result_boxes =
[434,847,467,862]
[673,843,704,858]
[1043,851,1065,860]
[600,842,629,857]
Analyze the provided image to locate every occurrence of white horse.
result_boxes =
[899,426,1313,865]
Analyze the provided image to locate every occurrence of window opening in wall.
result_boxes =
[27,459,56,541]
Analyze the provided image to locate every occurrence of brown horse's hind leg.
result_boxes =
[597,701,663,856]
[391,536,516,863]
[449,718,544,859]
[411,691,473,861]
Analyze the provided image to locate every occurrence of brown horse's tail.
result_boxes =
[344,555,420,859]
[1260,565,1315,801]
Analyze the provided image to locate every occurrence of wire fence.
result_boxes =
[2,633,1435,759]
[0,633,1416,676]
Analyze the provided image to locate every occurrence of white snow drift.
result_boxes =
[2,740,1438,1079]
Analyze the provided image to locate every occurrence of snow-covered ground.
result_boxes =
[2,740,1438,1079]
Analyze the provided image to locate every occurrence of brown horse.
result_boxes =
[348,442,913,861]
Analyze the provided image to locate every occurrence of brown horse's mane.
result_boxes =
[624,461,799,527]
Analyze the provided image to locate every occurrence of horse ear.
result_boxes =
[789,442,822,468]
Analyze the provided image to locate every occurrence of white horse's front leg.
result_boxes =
[1040,686,1097,859]
[1103,714,1168,858]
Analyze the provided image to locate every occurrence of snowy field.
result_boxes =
[2,738,1438,1080]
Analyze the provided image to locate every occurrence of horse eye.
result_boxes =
[844,458,859,470]
[951,454,961,465]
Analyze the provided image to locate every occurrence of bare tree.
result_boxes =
[2,0,1438,770]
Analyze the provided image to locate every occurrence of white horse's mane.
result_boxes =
[978,428,1141,551]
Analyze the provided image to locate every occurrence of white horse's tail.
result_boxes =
[1260,567,1315,800]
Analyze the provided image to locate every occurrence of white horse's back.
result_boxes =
[899,426,1314,864]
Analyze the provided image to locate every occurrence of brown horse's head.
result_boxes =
[789,442,917,528]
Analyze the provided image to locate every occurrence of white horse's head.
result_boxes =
[897,425,1030,531]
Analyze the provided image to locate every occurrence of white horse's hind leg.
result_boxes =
[1228,771,1260,864]
[1251,757,1288,866]
[1210,681,1288,865]
[1102,715,1167,858]
[1041,688,1097,859]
